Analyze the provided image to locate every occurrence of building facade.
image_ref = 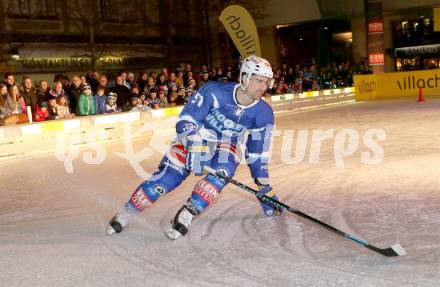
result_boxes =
[0,0,209,76]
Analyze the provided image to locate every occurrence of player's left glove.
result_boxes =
[256,184,283,217]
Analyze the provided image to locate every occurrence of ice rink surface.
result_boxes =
[2,99,440,286]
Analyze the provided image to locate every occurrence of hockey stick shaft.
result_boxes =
[204,166,406,257]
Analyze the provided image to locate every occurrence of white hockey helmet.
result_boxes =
[239,55,274,90]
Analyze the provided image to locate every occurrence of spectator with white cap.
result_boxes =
[76,84,95,116]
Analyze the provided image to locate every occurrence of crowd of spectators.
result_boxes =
[270,58,372,94]
[0,58,369,125]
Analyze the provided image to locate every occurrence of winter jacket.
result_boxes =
[112,85,130,108]
[76,94,95,116]
[20,87,38,111]
[106,104,118,113]
[159,97,168,108]
[67,84,82,113]
[33,106,49,122]
[94,95,108,115]
[17,96,26,113]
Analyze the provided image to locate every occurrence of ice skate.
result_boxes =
[106,211,131,235]
[165,205,195,240]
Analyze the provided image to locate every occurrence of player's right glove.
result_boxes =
[257,184,283,217]
[184,134,210,176]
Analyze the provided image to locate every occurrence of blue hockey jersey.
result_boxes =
[175,81,274,181]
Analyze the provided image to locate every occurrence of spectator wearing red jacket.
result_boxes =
[33,101,50,122]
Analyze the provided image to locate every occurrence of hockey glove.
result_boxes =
[257,185,283,217]
[185,134,210,176]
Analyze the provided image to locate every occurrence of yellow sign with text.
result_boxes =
[434,8,440,32]
[354,69,440,101]
[219,5,261,57]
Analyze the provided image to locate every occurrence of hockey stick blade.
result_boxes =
[204,166,407,257]
[346,235,406,257]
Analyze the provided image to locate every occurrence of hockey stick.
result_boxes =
[204,166,406,257]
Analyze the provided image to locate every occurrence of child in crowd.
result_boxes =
[94,86,108,114]
[168,91,183,107]
[33,101,50,122]
[123,96,141,112]
[47,96,58,120]
[130,93,151,112]
[138,93,148,106]
[184,87,194,104]
[77,84,95,116]
[177,86,185,99]
[106,93,118,113]
[138,93,152,111]
[56,95,74,119]
[158,90,169,108]
[147,89,161,109]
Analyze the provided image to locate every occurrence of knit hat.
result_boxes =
[39,101,48,108]
[81,84,91,92]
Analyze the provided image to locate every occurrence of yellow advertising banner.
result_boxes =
[219,5,261,57]
[434,8,440,32]
[354,69,440,101]
[42,121,65,132]
[354,74,377,100]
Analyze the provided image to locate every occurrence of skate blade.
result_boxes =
[164,228,183,240]
[106,225,117,236]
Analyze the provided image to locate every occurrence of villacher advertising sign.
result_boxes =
[354,69,440,100]
[219,5,261,58]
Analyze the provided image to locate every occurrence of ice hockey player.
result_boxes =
[107,55,283,240]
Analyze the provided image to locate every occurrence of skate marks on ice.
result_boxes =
[293,171,439,286]
[96,215,214,287]
[187,200,277,286]
[96,201,240,287]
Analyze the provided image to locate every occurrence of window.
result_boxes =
[7,0,30,17]
[100,0,118,21]
[8,0,59,19]
[35,0,58,18]
[100,0,139,22]
[119,0,138,22]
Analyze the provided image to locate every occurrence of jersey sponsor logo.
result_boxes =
[184,200,201,215]
[130,187,153,211]
[153,184,167,196]
[167,143,188,168]
[206,109,245,137]
[182,122,197,133]
[193,179,220,205]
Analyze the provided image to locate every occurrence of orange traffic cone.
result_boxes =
[417,87,425,102]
